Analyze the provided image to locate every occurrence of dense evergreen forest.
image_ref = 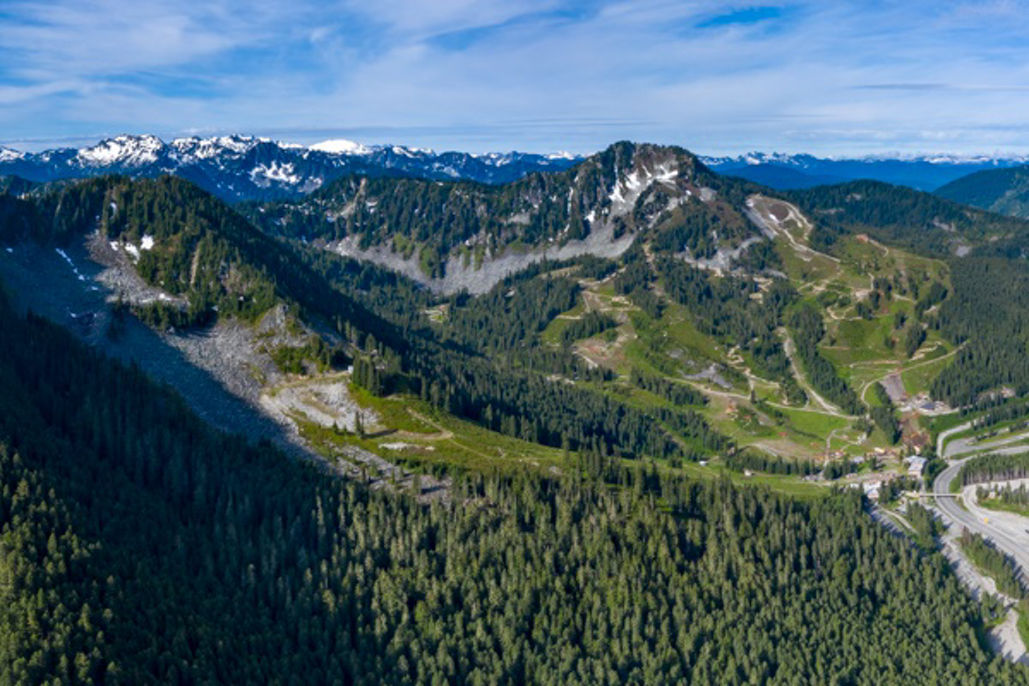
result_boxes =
[932,257,1029,406]
[1,291,1026,684]
[787,180,1029,256]
[958,453,1029,486]
[787,305,863,415]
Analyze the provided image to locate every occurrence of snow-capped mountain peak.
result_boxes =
[75,134,165,167]
[0,146,25,163]
[0,134,584,202]
[171,135,260,161]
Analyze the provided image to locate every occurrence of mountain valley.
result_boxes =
[6,138,1029,682]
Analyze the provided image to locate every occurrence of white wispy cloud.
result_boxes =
[4,0,1029,155]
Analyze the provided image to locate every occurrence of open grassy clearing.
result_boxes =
[281,370,832,499]
[298,382,570,476]
[676,459,829,500]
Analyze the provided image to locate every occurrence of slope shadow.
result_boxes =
[0,239,308,460]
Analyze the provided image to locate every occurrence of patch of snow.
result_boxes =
[391,145,434,157]
[125,243,140,260]
[249,161,300,187]
[110,241,120,251]
[55,247,86,281]
[310,139,372,155]
[4,247,12,254]
[655,163,677,184]
[140,234,155,251]
[170,135,257,160]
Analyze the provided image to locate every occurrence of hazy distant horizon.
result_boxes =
[9,129,1029,163]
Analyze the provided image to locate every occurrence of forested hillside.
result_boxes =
[0,291,1024,684]
[787,180,1029,256]
[936,165,1029,219]
[0,172,728,462]
[241,141,761,283]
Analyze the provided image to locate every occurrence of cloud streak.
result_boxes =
[3,0,1029,155]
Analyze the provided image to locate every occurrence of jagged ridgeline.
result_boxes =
[0,171,725,460]
[242,141,759,286]
[0,291,1022,684]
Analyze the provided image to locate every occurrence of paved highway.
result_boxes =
[932,459,1029,584]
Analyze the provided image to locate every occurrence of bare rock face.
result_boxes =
[293,143,761,294]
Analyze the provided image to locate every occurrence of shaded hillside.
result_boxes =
[0,290,1021,684]
[786,179,1029,256]
[936,165,1029,219]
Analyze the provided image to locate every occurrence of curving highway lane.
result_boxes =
[932,459,1029,583]
[932,422,1029,583]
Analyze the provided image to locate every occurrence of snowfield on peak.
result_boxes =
[0,134,584,202]
[76,135,164,167]
[309,139,372,155]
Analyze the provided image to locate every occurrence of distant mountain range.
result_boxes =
[0,134,582,203]
[701,152,1029,191]
[7,134,1029,205]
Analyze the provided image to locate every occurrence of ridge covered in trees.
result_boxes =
[0,291,1024,684]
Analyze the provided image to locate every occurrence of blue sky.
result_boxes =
[3,0,1029,155]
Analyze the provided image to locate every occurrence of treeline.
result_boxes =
[561,311,618,345]
[871,382,901,444]
[957,453,1029,487]
[655,256,802,400]
[443,273,580,353]
[630,367,706,406]
[787,304,863,414]
[823,460,860,480]
[725,450,818,476]
[933,258,1029,406]
[401,346,725,459]
[2,294,1021,683]
[977,484,1029,511]
[959,529,1026,599]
